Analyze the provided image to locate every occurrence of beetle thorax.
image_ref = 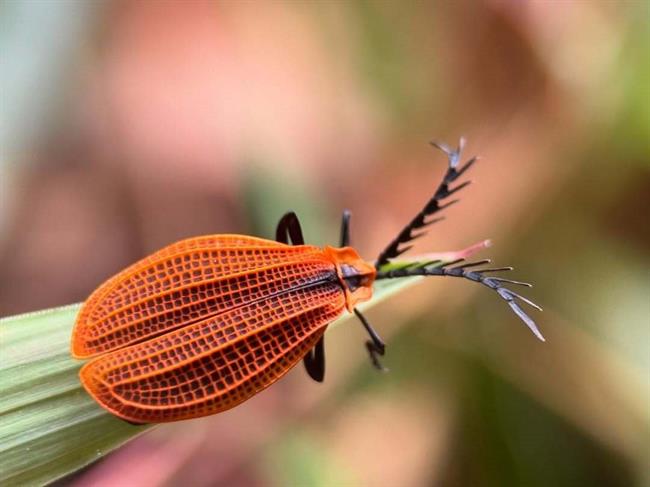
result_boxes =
[323,246,376,311]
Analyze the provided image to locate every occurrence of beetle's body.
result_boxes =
[72,235,375,423]
[72,139,543,424]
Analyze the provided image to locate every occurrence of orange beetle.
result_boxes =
[71,139,543,423]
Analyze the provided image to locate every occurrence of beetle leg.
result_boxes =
[340,213,388,372]
[275,212,327,381]
[365,341,388,372]
[275,211,305,245]
[340,209,351,247]
[303,336,326,382]
[354,308,388,372]
[124,419,146,426]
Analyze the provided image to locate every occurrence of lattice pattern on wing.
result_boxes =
[72,235,332,357]
[79,281,344,423]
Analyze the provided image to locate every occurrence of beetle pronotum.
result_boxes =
[71,139,543,423]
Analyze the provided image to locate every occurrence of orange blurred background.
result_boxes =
[1,1,648,486]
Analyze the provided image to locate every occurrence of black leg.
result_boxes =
[365,341,387,371]
[123,419,145,426]
[340,213,388,371]
[275,212,327,381]
[354,308,388,372]
[276,211,305,245]
[340,209,351,247]
[303,336,326,382]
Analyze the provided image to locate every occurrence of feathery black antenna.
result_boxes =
[375,259,544,341]
[375,138,478,267]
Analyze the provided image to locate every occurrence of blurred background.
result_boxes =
[1,1,648,486]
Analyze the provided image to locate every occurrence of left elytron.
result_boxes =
[71,140,543,423]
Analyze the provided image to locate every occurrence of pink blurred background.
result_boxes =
[1,1,648,486]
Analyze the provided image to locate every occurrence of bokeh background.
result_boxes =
[1,1,648,486]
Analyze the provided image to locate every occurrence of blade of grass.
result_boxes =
[0,304,150,486]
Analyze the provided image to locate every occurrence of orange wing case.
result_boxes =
[72,235,347,423]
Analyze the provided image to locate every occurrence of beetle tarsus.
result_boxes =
[354,308,388,371]
[365,341,388,372]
